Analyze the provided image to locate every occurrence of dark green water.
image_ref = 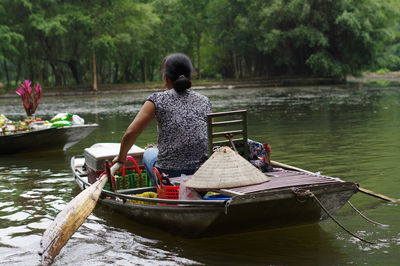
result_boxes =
[0,84,399,265]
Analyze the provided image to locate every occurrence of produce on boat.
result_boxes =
[0,113,86,135]
[0,113,98,154]
[0,80,98,153]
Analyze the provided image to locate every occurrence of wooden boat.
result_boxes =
[71,149,358,237]
[0,124,98,154]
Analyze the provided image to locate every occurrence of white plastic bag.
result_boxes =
[178,174,202,200]
[50,113,72,122]
[29,121,48,130]
[72,114,85,125]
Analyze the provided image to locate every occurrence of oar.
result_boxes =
[39,162,121,265]
[270,160,398,203]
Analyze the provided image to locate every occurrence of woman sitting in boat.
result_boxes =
[112,53,212,185]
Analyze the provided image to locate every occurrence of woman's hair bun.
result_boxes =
[173,75,191,93]
[161,53,193,94]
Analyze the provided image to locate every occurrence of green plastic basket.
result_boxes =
[104,169,149,191]
[104,156,150,191]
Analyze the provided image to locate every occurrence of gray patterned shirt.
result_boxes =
[147,89,212,170]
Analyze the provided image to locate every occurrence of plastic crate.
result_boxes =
[104,156,150,191]
[153,167,180,200]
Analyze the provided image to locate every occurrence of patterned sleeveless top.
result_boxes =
[147,89,212,170]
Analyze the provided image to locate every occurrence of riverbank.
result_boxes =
[0,76,345,98]
[347,71,400,83]
[1,72,399,98]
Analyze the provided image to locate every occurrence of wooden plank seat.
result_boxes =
[207,110,248,159]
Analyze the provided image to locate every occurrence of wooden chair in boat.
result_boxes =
[207,110,248,159]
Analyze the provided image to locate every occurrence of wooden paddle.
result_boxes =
[270,160,398,203]
[39,162,122,265]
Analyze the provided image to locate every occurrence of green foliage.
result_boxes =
[0,0,399,86]
[215,73,223,82]
[0,25,24,55]
[376,68,390,74]
[30,13,68,36]
[306,52,343,77]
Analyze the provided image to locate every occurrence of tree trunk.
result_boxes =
[92,52,98,91]
[233,50,239,80]
[123,64,130,82]
[2,52,9,86]
[150,60,155,81]
[108,62,113,84]
[142,56,147,83]
[68,60,81,85]
[114,62,119,83]
[89,55,93,85]
[15,60,21,85]
[196,32,201,79]
[239,56,243,78]
[49,62,63,86]
[39,65,44,86]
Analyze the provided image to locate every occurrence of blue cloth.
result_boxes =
[143,147,196,185]
[143,148,159,185]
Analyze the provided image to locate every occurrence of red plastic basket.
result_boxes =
[153,167,179,200]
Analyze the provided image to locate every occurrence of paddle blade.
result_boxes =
[39,174,108,265]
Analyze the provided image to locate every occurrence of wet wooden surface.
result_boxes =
[227,169,342,194]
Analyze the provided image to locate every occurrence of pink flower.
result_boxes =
[22,80,32,94]
[34,84,42,105]
[16,87,25,96]
[15,80,43,116]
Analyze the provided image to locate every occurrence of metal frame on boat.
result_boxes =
[0,124,98,154]
[71,154,358,237]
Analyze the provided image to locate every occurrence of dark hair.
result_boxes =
[161,53,193,94]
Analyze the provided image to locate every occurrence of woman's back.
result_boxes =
[114,53,210,183]
[148,89,211,170]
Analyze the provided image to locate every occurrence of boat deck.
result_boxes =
[218,169,344,196]
[167,168,347,196]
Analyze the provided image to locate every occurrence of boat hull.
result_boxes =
[72,156,357,237]
[0,124,98,154]
[98,185,355,237]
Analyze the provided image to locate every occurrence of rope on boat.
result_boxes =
[292,188,376,245]
[347,201,389,227]
[225,199,231,215]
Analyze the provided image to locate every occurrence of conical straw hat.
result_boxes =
[185,146,270,190]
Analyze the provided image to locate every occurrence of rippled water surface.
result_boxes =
[0,84,399,265]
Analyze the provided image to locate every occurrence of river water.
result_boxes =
[0,84,399,265]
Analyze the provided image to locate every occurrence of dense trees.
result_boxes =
[0,0,399,89]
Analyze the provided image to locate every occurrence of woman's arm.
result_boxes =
[113,100,155,164]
